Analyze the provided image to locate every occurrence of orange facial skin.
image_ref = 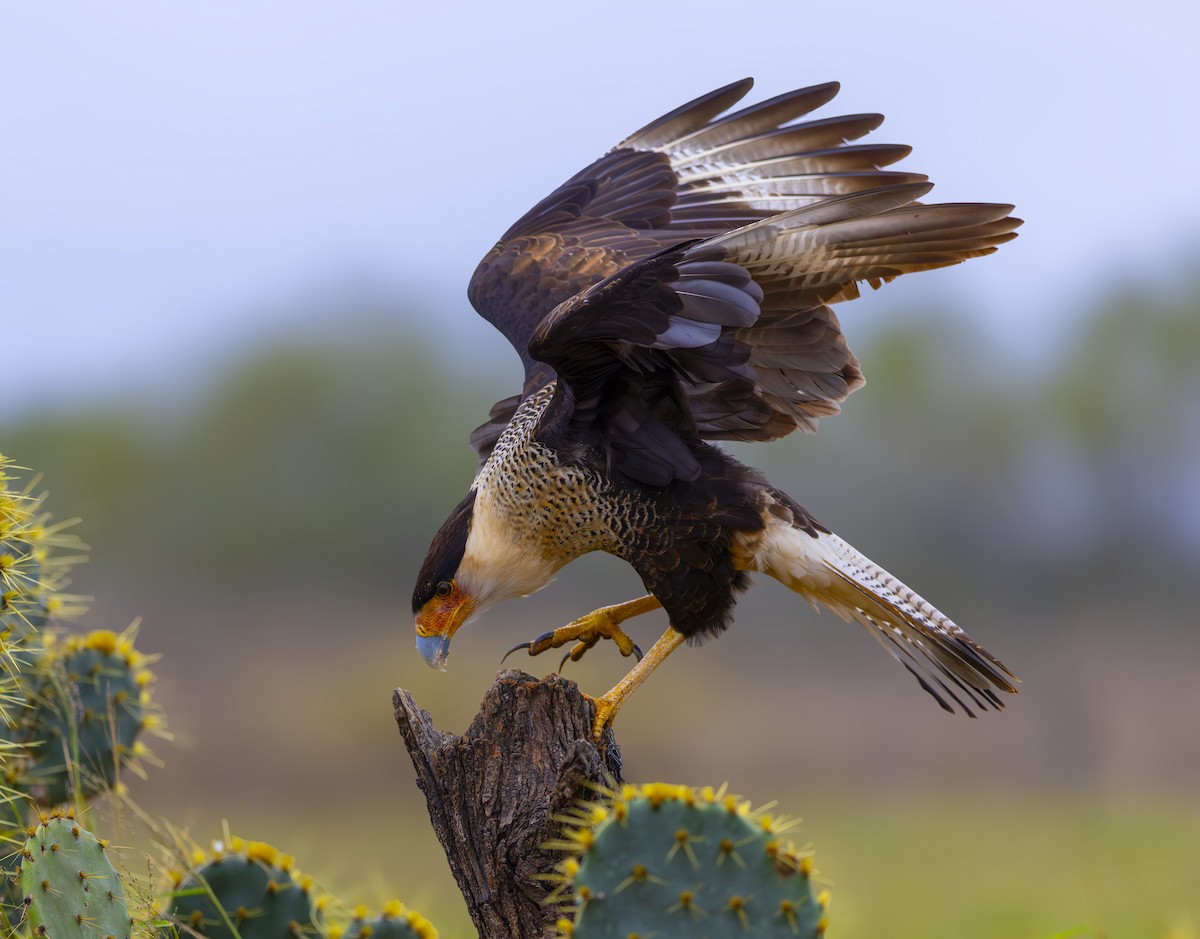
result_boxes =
[414,582,475,669]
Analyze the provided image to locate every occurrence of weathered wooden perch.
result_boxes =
[393,669,623,939]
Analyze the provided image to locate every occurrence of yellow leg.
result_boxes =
[587,627,686,740]
[504,595,662,664]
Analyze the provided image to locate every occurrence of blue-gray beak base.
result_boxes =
[417,633,452,671]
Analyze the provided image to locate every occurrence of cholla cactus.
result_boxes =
[548,782,829,939]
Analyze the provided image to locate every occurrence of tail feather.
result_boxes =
[747,510,1018,716]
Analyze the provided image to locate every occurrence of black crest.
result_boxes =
[412,489,475,613]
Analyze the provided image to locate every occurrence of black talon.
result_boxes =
[503,630,561,664]
[501,641,533,664]
[633,644,644,661]
[558,650,573,673]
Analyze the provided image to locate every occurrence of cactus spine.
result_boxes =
[0,456,86,647]
[549,782,829,939]
[1,835,25,933]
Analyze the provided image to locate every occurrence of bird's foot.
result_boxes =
[582,691,619,741]
[582,627,687,740]
[501,603,646,670]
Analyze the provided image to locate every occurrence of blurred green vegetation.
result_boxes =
[4,325,494,586]
[4,276,1196,607]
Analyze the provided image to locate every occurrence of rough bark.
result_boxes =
[393,669,622,939]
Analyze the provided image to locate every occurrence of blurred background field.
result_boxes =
[5,2,1200,936]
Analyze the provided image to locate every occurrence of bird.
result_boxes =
[412,78,1020,739]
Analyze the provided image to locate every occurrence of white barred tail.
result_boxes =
[747,516,1018,715]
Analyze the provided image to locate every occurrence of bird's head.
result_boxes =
[413,487,561,669]
[412,491,478,670]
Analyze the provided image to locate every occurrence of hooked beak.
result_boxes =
[415,595,475,670]
[416,633,453,670]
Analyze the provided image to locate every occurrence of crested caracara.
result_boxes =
[412,79,1020,738]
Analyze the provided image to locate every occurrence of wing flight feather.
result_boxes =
[466,80,931,461]
[466,81,1019,470]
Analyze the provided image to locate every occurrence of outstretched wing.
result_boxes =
[530,183,1020,487]
[467,79,925,460]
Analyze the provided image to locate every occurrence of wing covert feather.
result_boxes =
[527,183,1020,483]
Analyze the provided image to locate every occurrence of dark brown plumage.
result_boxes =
[412,79,1020,735]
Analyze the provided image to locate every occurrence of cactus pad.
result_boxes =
[328,901,439,939]
[550,782,829,939]
[163,837,320,939]
[8,626,163,805]
[19,812,133,939]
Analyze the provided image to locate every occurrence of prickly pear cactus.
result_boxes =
[328,901,439,939]
[0,459,150,808]
[19,811,133,939]
[549,783,829,939]
[162,837,320,939]
[0,456,86,645]
[7,626,163,805]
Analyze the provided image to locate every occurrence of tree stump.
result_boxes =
[393,669,622,939]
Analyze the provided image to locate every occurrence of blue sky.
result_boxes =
[3,0,1197,416]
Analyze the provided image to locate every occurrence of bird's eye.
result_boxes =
[434,580,454,599]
